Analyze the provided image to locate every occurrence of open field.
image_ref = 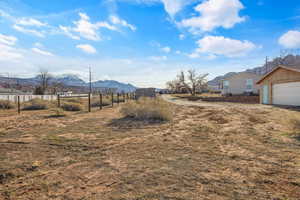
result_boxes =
[1,96,300,199]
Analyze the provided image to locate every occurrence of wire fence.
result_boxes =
[0,93,136,114]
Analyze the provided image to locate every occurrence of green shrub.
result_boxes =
[61,102,83,111]
[22,99,48,110]
[0,100,14,109]
[120,97,173,121]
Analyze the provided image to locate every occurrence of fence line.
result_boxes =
[0,94,95,103]
[1,92,136,114]
[0,95,57,103]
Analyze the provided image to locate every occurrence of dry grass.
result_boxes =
[22,99,49,110]
[0,100,14,109]
[91,98,110,107]
[61,102,83,111]
[48,108,66,118]
[120,97,173,121]
[0,99,300,199]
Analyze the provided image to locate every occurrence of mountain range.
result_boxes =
[208,54,300,86]
[0,74,137,93]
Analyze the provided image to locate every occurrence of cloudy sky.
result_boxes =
[0,0,300,88]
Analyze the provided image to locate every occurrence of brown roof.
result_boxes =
[256,65,300,84]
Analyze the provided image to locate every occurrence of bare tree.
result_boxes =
[51,81,65,94]
[186,69,209,96]
[167,69,209,95]
[36,69,52,95]
[166,80,181,93]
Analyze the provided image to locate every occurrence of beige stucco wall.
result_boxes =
[258,68,300,104]
[222,72,262,95]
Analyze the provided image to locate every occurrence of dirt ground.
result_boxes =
[172,93,259,104]
[0,97,300,200]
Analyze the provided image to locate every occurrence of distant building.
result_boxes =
[57,91,73,96]
[207,84,222,93]
[135,88,156,99]
[221,72,262,95]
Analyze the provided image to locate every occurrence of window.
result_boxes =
[223,80,229,89]
[246,79,253,90]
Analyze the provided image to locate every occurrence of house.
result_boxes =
[221,72,262,95]
[135,88,156,99]
[208,84,222,93]
[256,65,300,106]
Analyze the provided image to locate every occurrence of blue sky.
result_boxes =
[0,0,300,88]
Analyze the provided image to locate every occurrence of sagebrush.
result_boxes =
[61,102,83,111]
[120,97,173,121]
[0,100,14,109]
[22,99,48,110]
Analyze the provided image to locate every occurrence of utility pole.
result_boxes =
[265,56,269,73]
[89,67,92,94]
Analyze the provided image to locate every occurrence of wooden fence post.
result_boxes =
[17,96,20,114]
[117,93,120,105]
[123,93,126,103]
[111,93,114,107]
[88,93,91,112]
[57,94,60,107]
[99,93,102,110]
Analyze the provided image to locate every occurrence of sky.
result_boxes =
[0,0,300,88]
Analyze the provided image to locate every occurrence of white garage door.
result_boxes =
[273,82,300,106]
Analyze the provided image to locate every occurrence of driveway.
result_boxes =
[161,94,270,110]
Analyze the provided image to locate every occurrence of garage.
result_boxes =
[273,82,300,106]
[257,66,300,106]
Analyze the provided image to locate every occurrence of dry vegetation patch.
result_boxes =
[61,102,83,111]
[0,100,14,110]
[0,99,300,199]
[120,97,174,121]
[22,99,49,110]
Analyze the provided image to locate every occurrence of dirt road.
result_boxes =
[161,94,269,109]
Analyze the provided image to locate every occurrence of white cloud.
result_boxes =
[0,44,23,61]
[116,0,195,18]
[73,13,103,41]
[16,18,47,27]
[0,34,23,61]
[161,46,171,53]
[150,41,171,53]
[34,42,43,48]
[190,35,256,58]
[179,34,185,40]
[76,44,97,54]
[278,30,300,49]
[0,33,17,45]
[60,12,118,41]
[31,47,54,56]
[13,24,45,37]
[109,15,136,31]
[149,55,167,61]
[161,0,189,18]
[175,50,181,54]
[180,0,245,33]
[59,25,80,40]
